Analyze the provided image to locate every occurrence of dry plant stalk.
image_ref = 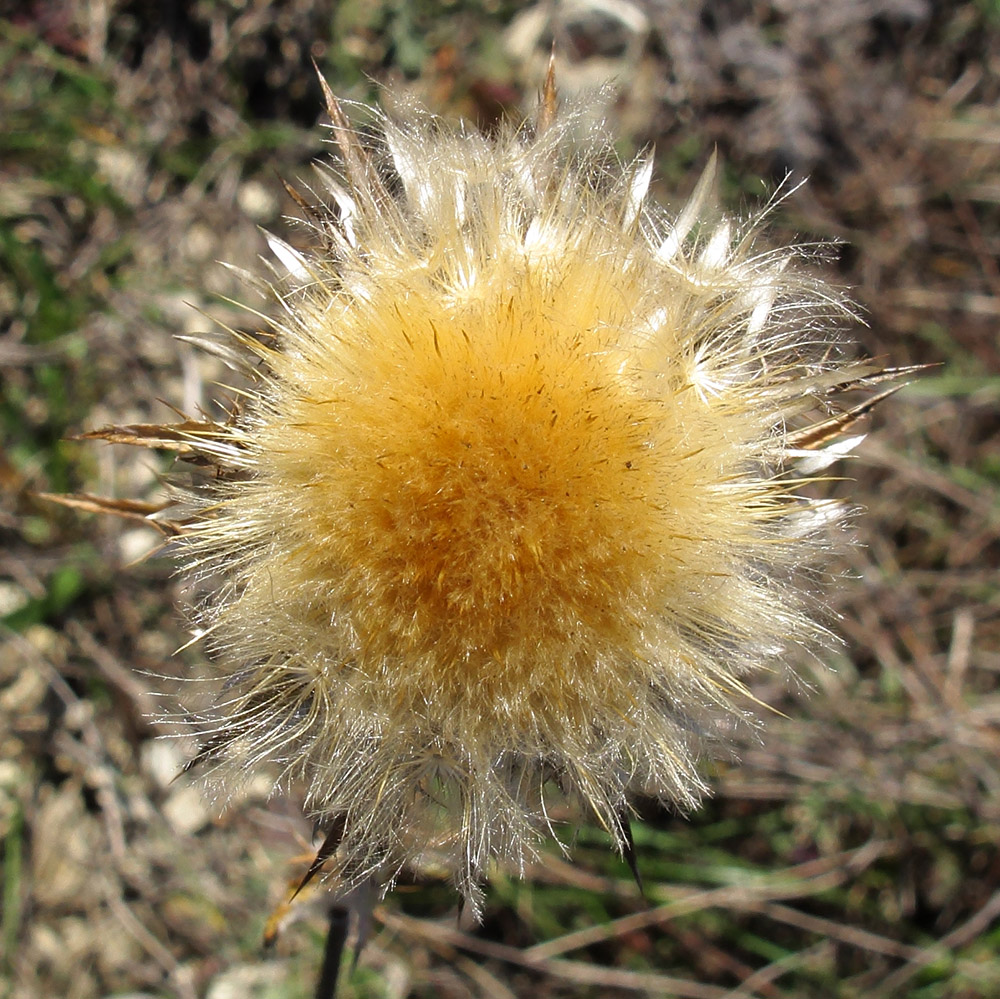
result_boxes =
[68,67,904,915]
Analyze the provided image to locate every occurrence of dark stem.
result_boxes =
[315,905,350,999]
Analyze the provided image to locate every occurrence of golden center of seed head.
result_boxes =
[285,300,667,687]
[348,359,652,656]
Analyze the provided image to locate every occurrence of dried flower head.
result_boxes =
[75,69,902,913]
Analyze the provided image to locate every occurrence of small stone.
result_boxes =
[237,180,277,221]
[162,782,213,836]
[205,961,289,999]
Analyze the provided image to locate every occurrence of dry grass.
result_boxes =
[2,2,999,997]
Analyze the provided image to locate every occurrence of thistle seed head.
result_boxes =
[98,74,899,913]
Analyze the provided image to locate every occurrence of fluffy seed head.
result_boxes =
[154,79,891,911]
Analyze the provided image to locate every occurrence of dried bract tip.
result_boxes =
[536,50,559,134]
[91,78,897,914]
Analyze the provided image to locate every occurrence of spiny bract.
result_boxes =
[102,73,897,912]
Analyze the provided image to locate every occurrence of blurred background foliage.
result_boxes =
[2,1,1000,997]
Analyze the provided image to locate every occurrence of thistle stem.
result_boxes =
[315,905,349,999]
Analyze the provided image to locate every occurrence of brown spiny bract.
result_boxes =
[86,75,900,914]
